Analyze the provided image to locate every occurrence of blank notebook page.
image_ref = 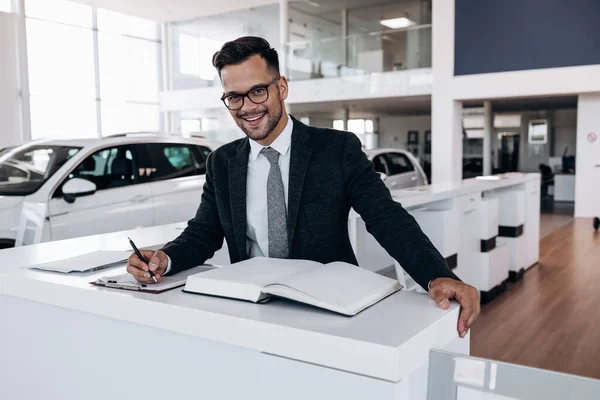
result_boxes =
[196,257,320,288]
[270,263,399,312]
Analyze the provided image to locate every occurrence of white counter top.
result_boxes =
[0,173,538,383]
[390,173,540,208]
[0,244,460,382]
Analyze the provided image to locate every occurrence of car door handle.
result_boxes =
[411,176,417,181]
[130,194,150,203]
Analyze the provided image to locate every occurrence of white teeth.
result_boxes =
[245,114,264,122]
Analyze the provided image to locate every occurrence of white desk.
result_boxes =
[0,173,543,399]
[554,173,576,202]
[0,235,466,400]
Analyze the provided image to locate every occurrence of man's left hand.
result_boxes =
[429,278,480,338]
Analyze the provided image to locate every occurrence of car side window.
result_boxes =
[54,145,135,197]
[372,155,388,175]
[138,143,203,183]
[196,145,212,160]
[384,152,415,175]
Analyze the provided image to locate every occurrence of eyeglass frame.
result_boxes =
[220,77,280,110]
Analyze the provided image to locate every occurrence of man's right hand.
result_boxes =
[126,250,168,283]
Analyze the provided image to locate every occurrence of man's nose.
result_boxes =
[240,96,260,114]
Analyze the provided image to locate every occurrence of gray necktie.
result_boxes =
[261,147,289,259]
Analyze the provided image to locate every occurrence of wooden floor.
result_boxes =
[471,218,600,379]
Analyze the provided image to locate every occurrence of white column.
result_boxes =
[431,0,462,183]
[341,8,348,67]
[160,23,173,132]
[483,101,493,175]
[342,107,350,131]
[16,0,31,142]
[575,93,600,217]
[279,0,289,78]
[0,12,23,147]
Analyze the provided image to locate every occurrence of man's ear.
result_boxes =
[278,76,289,101]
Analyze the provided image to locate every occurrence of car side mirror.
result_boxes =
[378,172,388,181]
[62,178,97,204]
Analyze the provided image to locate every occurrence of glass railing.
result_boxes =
[427,350,600,400]
[284,24,432,81]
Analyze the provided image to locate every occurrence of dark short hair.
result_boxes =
[212,36,280,76]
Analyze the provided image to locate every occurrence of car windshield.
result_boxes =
[0,145,81,196]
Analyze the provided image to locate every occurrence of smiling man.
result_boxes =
[127,36,480,337]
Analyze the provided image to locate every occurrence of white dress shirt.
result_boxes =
[164,116,293,274]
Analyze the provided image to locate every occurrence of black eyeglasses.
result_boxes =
[221,78,279,110]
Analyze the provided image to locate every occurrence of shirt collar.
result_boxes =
[249,115,294,161]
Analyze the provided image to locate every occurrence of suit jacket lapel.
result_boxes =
[287,118,312,250]
[229,138,250,260]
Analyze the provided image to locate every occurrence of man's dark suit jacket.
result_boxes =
[162,117,459,290]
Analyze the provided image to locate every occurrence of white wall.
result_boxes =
[379,115,430,151]
[575,93,600,218]
[0,12,22,149]
[452,65,600,101]
[553,109,577,157]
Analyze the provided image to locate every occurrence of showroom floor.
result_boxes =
[471,217,600,379]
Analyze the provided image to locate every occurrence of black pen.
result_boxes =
[128,237,158,283]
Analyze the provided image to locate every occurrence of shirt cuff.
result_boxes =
[164,255,172,275]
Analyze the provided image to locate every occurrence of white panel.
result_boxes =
[0,12,21,148]
[575,93,600,217]
[160,69,433,112]
[478,244,510,291]
[452,65,600,101]
[524,180,540,268]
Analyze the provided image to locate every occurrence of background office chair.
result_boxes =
[538,163,555,212]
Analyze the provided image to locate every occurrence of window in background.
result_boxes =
[98,33,159,103]
[26,2,162,139]
[178,34,220,80]
[201,117,219,132]
[25,0,93,28]
[0,0,12,13]
[179,34,201,76]
[26,19,96,98]
[334,119,374,134]
[101,103,159,135]
[97,9,159,41]
[348,119,366,134]
[97,12,161,135]
[181,119,201,135]
[30,96,98,139]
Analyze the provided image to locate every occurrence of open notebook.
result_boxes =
[183,258,402,316]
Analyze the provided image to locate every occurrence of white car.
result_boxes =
[0,134,221,249]
[364,148,428,190]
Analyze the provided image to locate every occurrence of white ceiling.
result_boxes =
[72,0,279,22]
